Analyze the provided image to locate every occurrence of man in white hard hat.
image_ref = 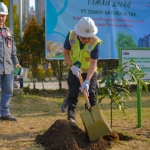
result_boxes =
[63,17,102,122]
[0,2,21,121]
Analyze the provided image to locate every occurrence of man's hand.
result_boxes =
[70,65,82,78]
[15,64,21,68]
[79,80,90,96]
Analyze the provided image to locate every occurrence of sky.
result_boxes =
[29,0,35,8]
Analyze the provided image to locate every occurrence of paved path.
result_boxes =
[22,81,69,89]
[16,80,104,90]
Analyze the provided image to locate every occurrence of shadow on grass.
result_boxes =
[100,99,150,110]
[11,94,68,118]
[11,89,150,118]
[23,87,69,98]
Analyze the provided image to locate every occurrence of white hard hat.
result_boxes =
[74,17,98,37]
[0,2,8,15]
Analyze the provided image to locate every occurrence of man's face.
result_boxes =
[79,36,92,44]
[0,14,7,27]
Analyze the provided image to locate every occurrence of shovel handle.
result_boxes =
[79,74,91,110]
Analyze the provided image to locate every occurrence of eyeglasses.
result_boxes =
[79,36,91,40]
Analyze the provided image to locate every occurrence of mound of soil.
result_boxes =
[36,119,119,150]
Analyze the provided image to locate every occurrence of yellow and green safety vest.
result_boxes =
[69,30,102,73]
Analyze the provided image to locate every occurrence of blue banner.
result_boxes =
[45,0,150,60]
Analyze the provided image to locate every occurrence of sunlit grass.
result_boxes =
[0,91,150,149]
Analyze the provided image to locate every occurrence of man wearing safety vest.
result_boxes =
[63,17,102,122]
[0,2,21,121]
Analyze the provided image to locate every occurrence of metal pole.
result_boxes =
[137,84,142,127]
[19,0,23,88]
[19,0,23,40]
[9,0,13,31]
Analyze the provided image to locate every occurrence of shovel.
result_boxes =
[79,74,112,142]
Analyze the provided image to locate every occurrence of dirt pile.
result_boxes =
[36,119,119,150]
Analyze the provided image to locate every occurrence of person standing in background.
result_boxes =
[0,2,21,121]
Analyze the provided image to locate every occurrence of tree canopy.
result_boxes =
[115,32,137,50]
[18,16,45,77]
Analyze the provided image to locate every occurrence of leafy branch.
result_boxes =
[98,59,149,128]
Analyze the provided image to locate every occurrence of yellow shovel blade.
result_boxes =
[80,104,112,142]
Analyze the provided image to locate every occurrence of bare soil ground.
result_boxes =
[36,119,120,150]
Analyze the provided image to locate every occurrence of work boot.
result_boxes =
[1,115,17,121]
[67,110,76,123]
[61,98,68,113]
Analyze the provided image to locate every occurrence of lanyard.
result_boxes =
[0,28,8,38]
[0,28,11,48]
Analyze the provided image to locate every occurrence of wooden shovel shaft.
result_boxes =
[79,74,91,110]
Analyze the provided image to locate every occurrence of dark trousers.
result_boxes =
[67,70,97,111]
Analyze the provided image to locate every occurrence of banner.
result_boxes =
[45,0,150,60]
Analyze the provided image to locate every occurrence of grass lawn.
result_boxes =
[0,89,150,150]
